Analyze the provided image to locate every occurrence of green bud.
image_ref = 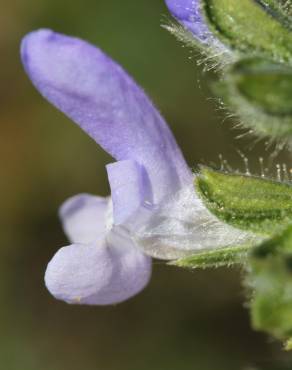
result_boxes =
[216,57,292,141]
[196,167,292,236]
[248,226,292,341]
[203,0,292,63]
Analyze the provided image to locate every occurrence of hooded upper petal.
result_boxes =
[165,0,212,42]
[45,228,152,305]
[21,29,191,203]
[59,194,111,244]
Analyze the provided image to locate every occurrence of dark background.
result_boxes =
[1,1,292,369]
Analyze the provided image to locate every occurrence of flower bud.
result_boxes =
[216,57,292,142]
[204,0,292,63]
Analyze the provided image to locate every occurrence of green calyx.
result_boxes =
[171,244,252,269]
[166,0,292,350]
[203,0,292,63]
[226,58,292,116]
[248,225,292,341]
[195,167,292,236]
[258,0,292,30]
[216,57,292,141]
[196,167,292,342]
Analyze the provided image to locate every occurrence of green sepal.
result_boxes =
[216,58,292,141]
[248,225,292,342]
[258,0,292,30]
[225,58,292,115]
[203,0,292,63]
[171,244,253,269]
[195,167,292,236]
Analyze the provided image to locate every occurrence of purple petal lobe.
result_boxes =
[59,194,110,244]
[45,228,152,305]
[165,0,217,44]
[21,29,191,202]
[107,160,153,226]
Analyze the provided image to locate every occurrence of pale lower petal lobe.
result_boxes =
[21,29,191,203]
[45,227,152,305]
[59,194,111,244]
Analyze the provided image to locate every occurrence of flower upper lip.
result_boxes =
[21,29,192,204]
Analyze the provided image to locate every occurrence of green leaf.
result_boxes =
[248,225,292,341]
[203,0,292,63]
[216,58,292,141]
[171,244,253,269]
[196,167,292,236]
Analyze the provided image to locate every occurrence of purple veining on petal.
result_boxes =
[59,194,110,244]
[165,0,221,46]
[45,228,152,305]
[21,29,192,204]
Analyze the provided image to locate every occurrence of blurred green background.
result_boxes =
[1,0,292,369]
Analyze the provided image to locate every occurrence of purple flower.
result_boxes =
[21,29,253,305]
[164,0,227,52]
